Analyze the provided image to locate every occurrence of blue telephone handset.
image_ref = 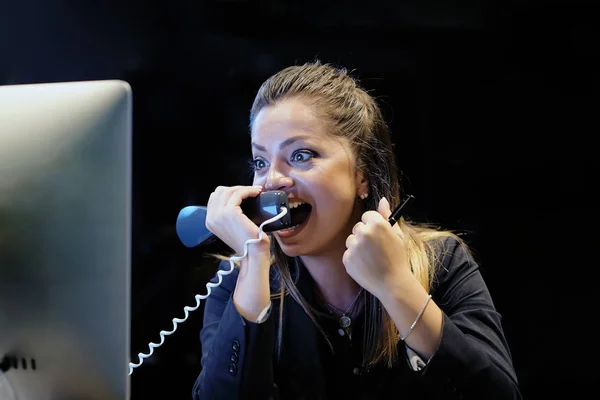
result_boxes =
[175,190,290,248]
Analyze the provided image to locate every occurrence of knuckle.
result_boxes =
[215,185,231,195]
[362,226,375,238]
[342,250,351,264]
[372,218,387,231]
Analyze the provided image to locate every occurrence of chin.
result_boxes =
[274,240,305,258]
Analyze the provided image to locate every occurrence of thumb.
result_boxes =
[378,197,403,236]
[377,197,392,219]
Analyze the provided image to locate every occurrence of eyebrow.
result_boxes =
[251,135,312,152]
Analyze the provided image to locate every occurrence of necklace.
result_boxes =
[326,288,364,339]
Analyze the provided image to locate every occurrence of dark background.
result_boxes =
[2,0,598,398]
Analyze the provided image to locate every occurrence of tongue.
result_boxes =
[290,204,312,227]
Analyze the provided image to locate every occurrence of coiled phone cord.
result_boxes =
[128,206,288,375]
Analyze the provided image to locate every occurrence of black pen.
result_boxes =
[388,194,414,227]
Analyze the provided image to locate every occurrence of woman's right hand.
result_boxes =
[205,185,270,255]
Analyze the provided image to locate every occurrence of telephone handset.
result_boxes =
[175,190,291,248]
[241,190,291,232]
[129,190,290,375]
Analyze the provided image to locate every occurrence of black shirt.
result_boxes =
[193,237,522,400]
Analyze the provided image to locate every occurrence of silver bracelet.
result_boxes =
[400,294,433,341]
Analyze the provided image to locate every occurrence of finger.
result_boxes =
[378,197,404,236]
[207,190,216,208]
[342,249,352,267]
[352,221,364,236]
[377,197,392,219]
[209,185,236,207]
[207,186,229,213]
[361,210,385,225]
[226,185,264,209]
[345,234,358,249]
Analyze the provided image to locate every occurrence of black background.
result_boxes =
[2,0,598,398]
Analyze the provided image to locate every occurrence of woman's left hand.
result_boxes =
[343,197,411,299]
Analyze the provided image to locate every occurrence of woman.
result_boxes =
[192,61,521,399]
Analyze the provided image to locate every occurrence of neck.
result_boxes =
[300,200,366,311]
[300,252,362,312]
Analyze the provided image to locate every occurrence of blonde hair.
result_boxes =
[228,61,466,368]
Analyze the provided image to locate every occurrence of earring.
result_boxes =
[359,192,368,200]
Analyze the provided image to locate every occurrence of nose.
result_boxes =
[264,166,294,191]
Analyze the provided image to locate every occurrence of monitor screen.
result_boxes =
[0,80,132,400]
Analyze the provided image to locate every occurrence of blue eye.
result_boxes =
[253,158,267,171]
[291,150,315,163]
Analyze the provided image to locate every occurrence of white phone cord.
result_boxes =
[128,206,288,375]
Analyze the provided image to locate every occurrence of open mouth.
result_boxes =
[288,201,312,228]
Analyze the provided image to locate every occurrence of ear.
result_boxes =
[355,170,369,198]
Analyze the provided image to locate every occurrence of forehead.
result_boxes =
[251,98,328,143]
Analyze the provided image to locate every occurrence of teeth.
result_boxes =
[288,201,305,209]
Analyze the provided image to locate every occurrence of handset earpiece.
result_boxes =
[240,190,291,232]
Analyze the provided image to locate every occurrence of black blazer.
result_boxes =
[192,238,522,399]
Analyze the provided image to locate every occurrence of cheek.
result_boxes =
[311,176,356,206]
[296,157,357,204]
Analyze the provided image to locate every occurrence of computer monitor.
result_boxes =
[0,80,132,400]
